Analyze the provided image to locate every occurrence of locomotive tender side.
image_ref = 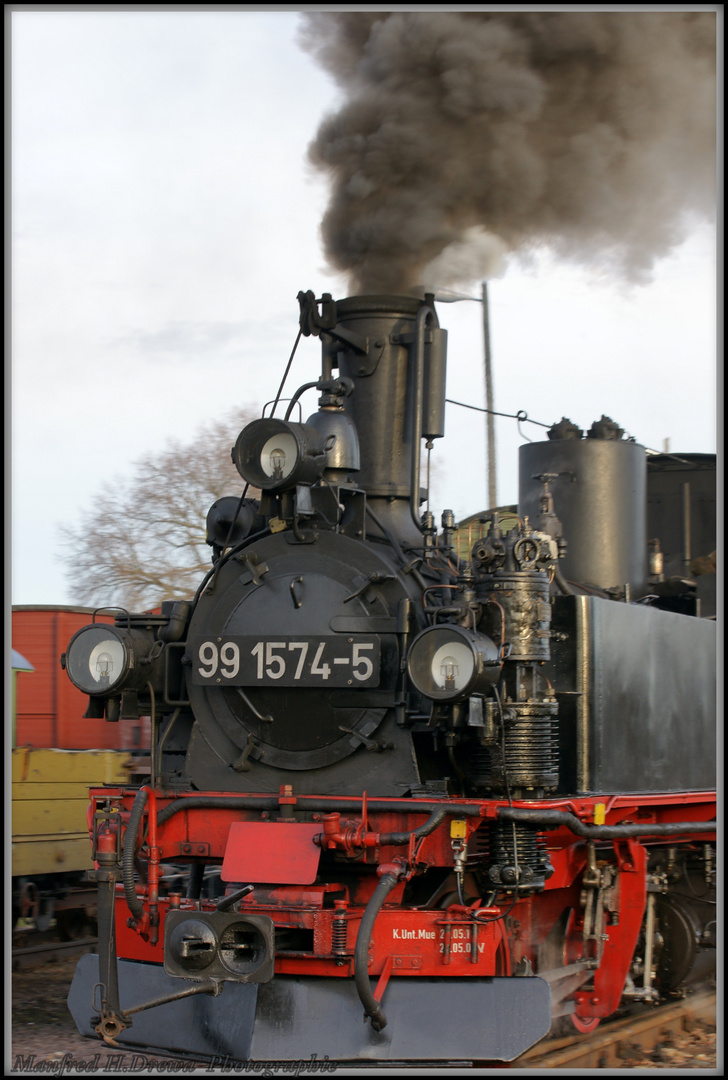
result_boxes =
[65,292,716,1064]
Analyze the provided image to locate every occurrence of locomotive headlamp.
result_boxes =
[64,623,156,697]
[407,625,501,702]
[232,418,327,492]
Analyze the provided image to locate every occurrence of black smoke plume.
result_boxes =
[300,11,716,294]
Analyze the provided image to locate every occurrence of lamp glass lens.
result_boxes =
[430,641,474,694]
[260,433,298,481]
[67,626,125,694]
[88,639,125,687]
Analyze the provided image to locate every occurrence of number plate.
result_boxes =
[189,636,380,687]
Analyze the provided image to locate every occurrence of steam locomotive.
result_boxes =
[66,292,716,1064]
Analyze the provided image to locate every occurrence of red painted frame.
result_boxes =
[89,785,716,1024]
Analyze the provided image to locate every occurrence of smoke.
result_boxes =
[300,11,716,294]
[421,227,507,292]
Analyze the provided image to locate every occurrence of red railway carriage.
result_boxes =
[64,293,716,1064]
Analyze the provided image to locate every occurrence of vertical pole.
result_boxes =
[12,673,17,748]
[52,612,59,747]
[683,482,692,574]
[643,891,656,999]
[482,282,497,509]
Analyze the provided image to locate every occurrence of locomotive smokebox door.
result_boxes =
[183,529,421,795]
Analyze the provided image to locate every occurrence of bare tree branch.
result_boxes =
[59,407,258,609]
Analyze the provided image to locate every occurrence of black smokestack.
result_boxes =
[300,12,716,294]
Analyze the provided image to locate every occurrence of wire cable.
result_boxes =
[269,329,303,417]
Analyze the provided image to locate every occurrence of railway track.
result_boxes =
[11,935,98,971]
[516,989,717,1069]
[11,937,716,1070]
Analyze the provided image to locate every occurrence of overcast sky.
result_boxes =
[10,8,718,607]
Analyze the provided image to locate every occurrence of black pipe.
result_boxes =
[354,871,401,1032]
[156,795,485,827]
[155,796,714,841]
[379,807,450,845]
[553,565,574,596]
[497,806,717,839]
[283,381,319,422]
[408,304,431,535]
[123,788,148,918]
[123,981,219,1016]
[365,503,407,566]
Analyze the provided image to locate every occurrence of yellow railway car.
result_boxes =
[11,746,133,935]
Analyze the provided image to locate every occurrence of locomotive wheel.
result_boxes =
[563,908,601,1033]
[20,880,40,923]
[570,1013,601,1033]
[541,908,601,1035]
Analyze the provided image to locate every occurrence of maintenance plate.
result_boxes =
[189,635,380,688]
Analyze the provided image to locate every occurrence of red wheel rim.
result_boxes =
[561,909,601,1034]
[571,1013,601,1033]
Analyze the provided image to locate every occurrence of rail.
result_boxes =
[517,990,716,1069]
[12,935,98,971]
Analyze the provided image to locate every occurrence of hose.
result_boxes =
[155,796,715,842]
[156,795,485,827]
[553,565,574,596]
[123,787,148,918]
[354,870,401,1032]
[497,806,717,839]
[378,806,450,846]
